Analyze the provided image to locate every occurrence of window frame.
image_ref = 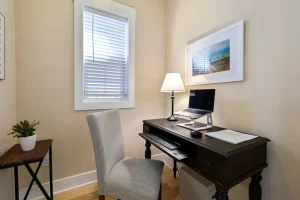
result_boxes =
[74,0,136,110]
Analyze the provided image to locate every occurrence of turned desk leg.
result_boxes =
[213,189,229,200]
[219,192,229,200]
[173,160,177,178]
[145,141,151,159]
[249,172,262,200]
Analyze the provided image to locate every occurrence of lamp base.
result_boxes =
[167,115,178,121]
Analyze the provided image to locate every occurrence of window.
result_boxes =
[74,0,136,110]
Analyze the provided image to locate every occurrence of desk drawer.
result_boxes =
[183,147,226,184]
[197,147,226,181]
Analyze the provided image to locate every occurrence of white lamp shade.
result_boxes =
[161,73,186,92]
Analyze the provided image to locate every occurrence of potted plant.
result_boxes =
[8,120,40,151]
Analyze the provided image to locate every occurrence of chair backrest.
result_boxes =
[86,109,125,194]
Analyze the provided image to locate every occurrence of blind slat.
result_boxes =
[84,17,126,29]
[84,64,126,71]
[85,73,126,79]
[84,80,126,84]
[84,41,126,52]
[84,17,127,28]
[85,71,126,76]
[85,84,126,88]
[85,68,126,73]
[85,27,127,38]
[84,54,126,61]
[84,35,127,47]
[84,40,126,52]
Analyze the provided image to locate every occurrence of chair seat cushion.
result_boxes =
[104,158,164,200]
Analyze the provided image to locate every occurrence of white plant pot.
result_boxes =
[20,134,37,151]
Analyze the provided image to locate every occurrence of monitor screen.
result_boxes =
[188,89,215,111]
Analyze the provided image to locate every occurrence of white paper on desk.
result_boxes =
[205,130,258,144]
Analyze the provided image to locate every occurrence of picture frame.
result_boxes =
[186,20,244,85]
[0,13,5,80]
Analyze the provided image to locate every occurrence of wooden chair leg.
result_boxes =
[158,182,162,200]
[99,195,105,200]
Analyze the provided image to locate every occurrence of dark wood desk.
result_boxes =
[0,139,53,200]
[139,119,270,200]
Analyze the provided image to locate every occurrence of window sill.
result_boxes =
[74,100,134,111]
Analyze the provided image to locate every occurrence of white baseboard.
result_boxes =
[19,170,97,200]
[163,154,175,169]
[19,154,175,200]
[148,153,181,176]
[151,153,165,162]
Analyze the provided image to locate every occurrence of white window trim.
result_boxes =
[74,0,136,110]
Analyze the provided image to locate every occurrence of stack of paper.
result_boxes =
[205,130,258,144]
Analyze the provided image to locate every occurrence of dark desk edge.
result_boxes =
[143,119,270,158]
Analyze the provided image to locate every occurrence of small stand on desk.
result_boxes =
[0,139,53,200]
[177,113,213,131]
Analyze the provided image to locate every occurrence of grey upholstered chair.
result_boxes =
[87,109,164,200]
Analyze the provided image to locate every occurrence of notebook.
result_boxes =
[205,130,258,144]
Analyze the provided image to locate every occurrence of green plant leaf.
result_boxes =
[8,120,39,138]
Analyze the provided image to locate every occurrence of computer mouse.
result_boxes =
[190,131,202,137]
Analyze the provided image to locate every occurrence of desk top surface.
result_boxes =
[0,139,52,169]
[143,118,270,157]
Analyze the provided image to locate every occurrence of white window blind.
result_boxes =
[84,6,129,101]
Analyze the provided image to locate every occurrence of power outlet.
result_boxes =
[42,153,49,167]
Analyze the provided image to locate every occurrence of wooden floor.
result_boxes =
[50,166,183,200]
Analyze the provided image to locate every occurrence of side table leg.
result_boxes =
[49,145,53,200]
[249,172,262,200]
[24,161,43,200]
[145,140,151,159]
[14,166,19,200]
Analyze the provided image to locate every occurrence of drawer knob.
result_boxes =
[204,160,213,167]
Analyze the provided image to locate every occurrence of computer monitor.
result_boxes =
[188,89,215,112]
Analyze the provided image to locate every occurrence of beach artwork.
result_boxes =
[192,39,230,76]
[187,20,244,85]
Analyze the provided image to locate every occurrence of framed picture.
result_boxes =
[0,13,5,80]
[186,20,244,85]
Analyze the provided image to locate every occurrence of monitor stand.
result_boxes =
[177,113,213,131]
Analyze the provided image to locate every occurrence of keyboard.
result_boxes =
[147,134,181,150]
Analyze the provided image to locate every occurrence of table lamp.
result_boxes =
[161,73,186,121]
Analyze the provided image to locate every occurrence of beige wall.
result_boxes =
[15,0,166,187]
[0,0,16,199]
[165,0,300,199]
[7,0,300,198]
